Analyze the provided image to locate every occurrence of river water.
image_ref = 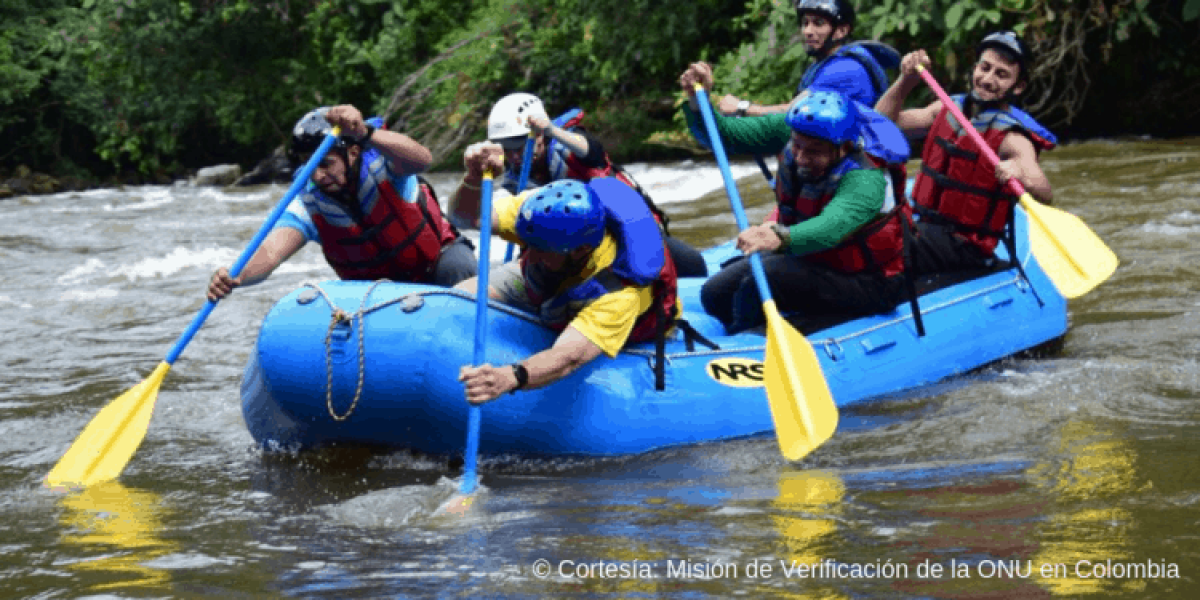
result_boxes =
[2,140,1198,598]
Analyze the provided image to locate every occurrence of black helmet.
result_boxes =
[291,107,352,156]
[795,0,855,28]
[977,31,1033,82]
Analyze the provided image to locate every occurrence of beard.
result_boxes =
[794,166,822,182]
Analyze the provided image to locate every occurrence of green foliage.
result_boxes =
[1,0,1198,179]
[702,0,1199,130]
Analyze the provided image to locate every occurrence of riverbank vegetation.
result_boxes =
[3,0,1198,185]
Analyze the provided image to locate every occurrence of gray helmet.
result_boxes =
[977,31,1034,83]
[795,0,856,29]
[291,107,353,155]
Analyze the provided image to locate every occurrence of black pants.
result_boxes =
[909,222,995,277]
[666,236,708,278]
[700,253,906,333]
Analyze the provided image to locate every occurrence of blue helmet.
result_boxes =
[516,180,606,253]
[785,90,858,146]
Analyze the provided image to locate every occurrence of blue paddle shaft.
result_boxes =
[503,135,536,262]
[693,88,775,303]
[164,131,340,366]
[461,173,494,494]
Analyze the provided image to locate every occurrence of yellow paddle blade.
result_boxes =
[1019,194,1119,299]
[762,301,838,461]
[45,362,170,491]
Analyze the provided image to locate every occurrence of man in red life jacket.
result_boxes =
[875,31,1057,275]
[701,90,909,333]
[451,175,679,405]
[207,105,475,301]
[450,92,708,277]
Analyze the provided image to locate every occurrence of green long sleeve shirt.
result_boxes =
[783,168,887,256]
[682,103,792,157]
[682,104,888,256]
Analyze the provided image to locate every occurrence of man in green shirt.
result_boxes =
[697,89,910,333]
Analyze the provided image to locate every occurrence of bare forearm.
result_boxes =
[546,124,589,157]
[449,177,484,228]
[520,327,604,391]
[1019,170,1054,204]
[747,102,789,117]
[366,130,433,175]
[875,77,921,122]
[520,344,593,391]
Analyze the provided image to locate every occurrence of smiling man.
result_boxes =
[207,105,475,301]
[875,31,1059,275]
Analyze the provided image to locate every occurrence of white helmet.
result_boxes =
[487,93,548,142]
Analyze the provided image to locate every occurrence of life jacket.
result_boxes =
[855,100,913,214]
[912,94,1057,255]
[521,177,678,346]
[799,41,901,105]
[774,149,906,278]
[306,148,458,283]
[502,108,673,234]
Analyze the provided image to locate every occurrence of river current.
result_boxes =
[1,139,1198,598]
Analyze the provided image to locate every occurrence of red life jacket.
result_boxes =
[775,150,906,278]
[308,151,458,283]
[521,178,678,346]
[538,110,673,233]
[912,95,1056,255]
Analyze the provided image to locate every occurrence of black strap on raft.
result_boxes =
[901,214,926,337]
[654,300,667,391]
[675,319,720,353]
[650,294,690,391]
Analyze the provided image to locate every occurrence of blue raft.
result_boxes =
[241,210,1067,456]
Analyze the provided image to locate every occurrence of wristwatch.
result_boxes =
[769,223,791,251]
[736,100,752,117]
[510,363,529,394]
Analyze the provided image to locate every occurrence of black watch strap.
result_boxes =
[510,363,529,393]
[357,124,376,145]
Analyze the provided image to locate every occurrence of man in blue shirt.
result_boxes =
[696,0,898,119]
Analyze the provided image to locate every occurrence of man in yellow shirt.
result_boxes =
[451,144,679,404]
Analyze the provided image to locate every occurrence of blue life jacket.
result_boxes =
[799,41,901,105]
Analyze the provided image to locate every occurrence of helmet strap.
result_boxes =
[965,90,1007,115]
[804,20,847,58]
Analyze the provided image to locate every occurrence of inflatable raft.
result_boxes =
[241,210,1067,456]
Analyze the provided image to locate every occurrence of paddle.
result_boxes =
[459,170,495,495]
[693,85,838,461]
[502,133,536,262]
[45,128,343,490]
[915,65,1118,298]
